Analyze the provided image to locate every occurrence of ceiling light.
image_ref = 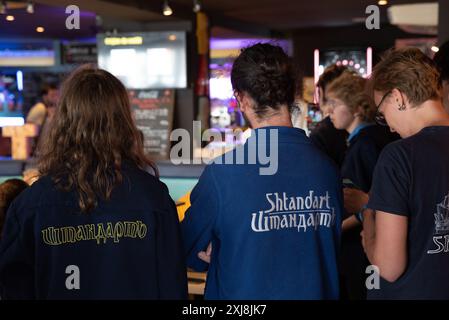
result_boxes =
[388,3,438,27]
[36,26,44,33]
[6,15,14,21]
[431,46,439,53]
[26,1,34,14]
[162,1,173,16]
[378,0,388,5]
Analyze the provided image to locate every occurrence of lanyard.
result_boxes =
[347,123,372,144]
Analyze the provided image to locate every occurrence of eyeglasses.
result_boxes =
[326,99,345,110]
[374,90,392,126]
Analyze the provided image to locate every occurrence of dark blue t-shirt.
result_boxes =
[181,126,343,300]
[310,116,348,168]
[339,124,397,300]
[341,124,396,194]
[0,162,187,299]
[367,126,449,299]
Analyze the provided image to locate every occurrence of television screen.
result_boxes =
[97,32,187,89]
[0,72,24,126]
[0,42,55,67]
[315,47,372,81]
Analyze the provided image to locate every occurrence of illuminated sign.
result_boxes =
[98,32,187,89]
[104,36,143,46]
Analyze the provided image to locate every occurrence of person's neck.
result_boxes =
[250,107,293,129]
[346,117,364,135]
[410,100,449,133]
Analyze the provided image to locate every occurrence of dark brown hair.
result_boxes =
[231,43,297,117]
[40,83,58,97]
[434,40,449,83]
[370,47,441,106]
[37,65,157,212]
[317,64,351,101]
[327,73,376,122]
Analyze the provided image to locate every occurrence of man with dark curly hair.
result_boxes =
[182,43,343,299]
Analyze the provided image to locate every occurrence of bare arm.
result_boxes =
[362,209,408,282]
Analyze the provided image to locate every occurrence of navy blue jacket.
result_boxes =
[182,126,343,299]
[0,162,187,299]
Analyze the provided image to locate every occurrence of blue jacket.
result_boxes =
[0,162,187,299]
[182,126,342,299]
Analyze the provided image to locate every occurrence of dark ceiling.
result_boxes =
[0,0,439,40]
[105,0,438,32]
[0,2,97,40]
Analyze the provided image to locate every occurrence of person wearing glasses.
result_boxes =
[325,72,396,300]
[309,64,350,168]
[361,48,449,299]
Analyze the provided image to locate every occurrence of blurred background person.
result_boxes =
[26,83,59,128]
[309,64,350,168]
[0,179,28,239]
[326,72,396,300]
[26,84,60,155]
[433,40,449,113]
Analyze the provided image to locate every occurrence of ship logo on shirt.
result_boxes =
[434,193,449,235]
[251,191,337,233]
[427,193,449,255]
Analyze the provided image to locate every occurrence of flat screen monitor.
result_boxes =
[0,72,24,126]
[314,47,373,83]
[97,32,187,89]
[0,42,55,67]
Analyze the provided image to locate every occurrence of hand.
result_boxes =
[343,188,369,214]
[197,243,212,264]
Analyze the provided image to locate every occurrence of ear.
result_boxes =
[391,88,408,110]
[318,87,325,106]
[234,92,243,110]
[238,92,251,114]
[355,106,365,119]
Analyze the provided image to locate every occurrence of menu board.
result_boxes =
[62,43,97,64]
[128,89,175,160]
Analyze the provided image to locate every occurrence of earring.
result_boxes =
[398,103,406,111]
